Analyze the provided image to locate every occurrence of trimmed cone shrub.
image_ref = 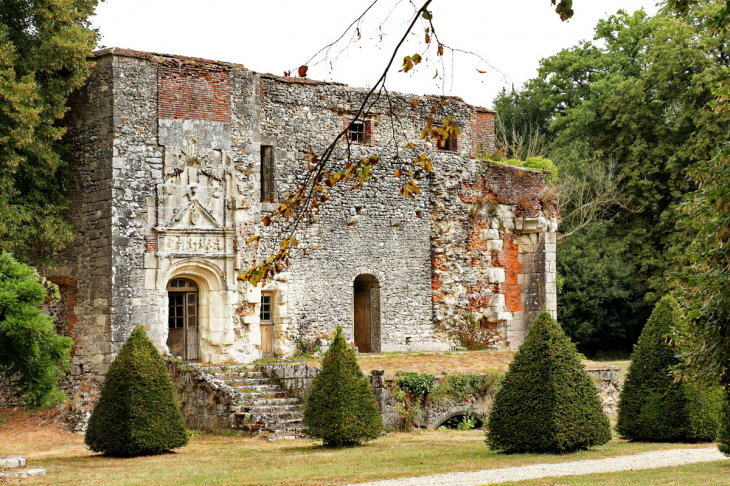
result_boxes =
[718,390,730,456]
[85,326,188,456]
[486,311,611,453]
[303,325,382,446]
[616,295,723,442]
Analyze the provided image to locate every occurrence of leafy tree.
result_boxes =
[617,295,722,441]
[0,252,72,407]
[486,311,611,453]
[523,5,730,304]
[85,326,188,456]
[303,325,382,446]
[557,225,648,356]
[0,0,99,263]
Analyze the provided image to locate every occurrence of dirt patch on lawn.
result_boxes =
[0,408,86,458]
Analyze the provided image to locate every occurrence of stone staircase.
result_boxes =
[199,364,305,440]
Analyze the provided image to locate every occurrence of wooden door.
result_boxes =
[354,289,371,353]
[261,324,274,357]
[167,279,199,361]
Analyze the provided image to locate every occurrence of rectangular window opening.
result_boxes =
[260,294,273,323]
[261,146,275,202]
[349,121,365,144]
[438,133,457,152]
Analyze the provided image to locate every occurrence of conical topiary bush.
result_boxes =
[85,326,188,456]
[303,325,382,446]
[616,295,722,441]
[718,390,730,456]
[486,311,611,453]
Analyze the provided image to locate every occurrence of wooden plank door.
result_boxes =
[354,289,371,352]
[261,324,274,357]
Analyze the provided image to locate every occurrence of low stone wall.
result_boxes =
[259,364,319,401]
[586,365,622,415]
[371,370,496,431]
[0,377,20,408]
[166,360,241,434]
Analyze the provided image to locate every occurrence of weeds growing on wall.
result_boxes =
[447,313,502,351]
[392,370,503,431]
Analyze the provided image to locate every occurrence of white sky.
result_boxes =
[91,0,660,109]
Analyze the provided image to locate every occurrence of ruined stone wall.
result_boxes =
[36,56,117,423]
[256,78,465,351]
[430,161,558,349]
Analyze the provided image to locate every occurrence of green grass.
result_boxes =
[496,458,730,485]
[16,431,721,486]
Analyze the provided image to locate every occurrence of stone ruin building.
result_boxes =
[6,49,558,413]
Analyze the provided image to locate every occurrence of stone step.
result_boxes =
[211,371,264,380]
[0,467,46,480]
[200,364,258,373]
[240,404,303,414]
[236,390,291,400]
[245,397,301,407]
[225,378,272,386]
[236,411,303,423]
[0,455,26,470]
[267,431,307,441]
[268,425,306,436]
[233,384,282,392]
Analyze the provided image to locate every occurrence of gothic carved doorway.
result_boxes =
[167,278,200,360]
[354,274,381,353]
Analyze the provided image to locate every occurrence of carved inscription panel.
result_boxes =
[164,235,226,253]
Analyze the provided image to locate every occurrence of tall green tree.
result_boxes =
[0,252,72,407]
[529,5,730,303]
[0,0,99,263]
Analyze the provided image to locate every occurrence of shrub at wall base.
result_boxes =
[303,325,382,446]
[0,252,73,408]
[85,326,188,456]
[616,295,722,442]
[486,311,611,453]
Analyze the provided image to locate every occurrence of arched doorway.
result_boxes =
[167,278,199,360]
[354,274,381,353]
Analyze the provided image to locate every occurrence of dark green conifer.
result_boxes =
[85,326,188,456]
[486,311,611,453]
[303,325,382,446]
[616,295,722,441]
[718,391,730,456]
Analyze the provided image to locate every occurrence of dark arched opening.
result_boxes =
[438,414,483,430]
[354,274,380,353]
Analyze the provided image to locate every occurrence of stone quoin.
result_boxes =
[7,49,558,423]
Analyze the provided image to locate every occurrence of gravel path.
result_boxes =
[351,447,727,486]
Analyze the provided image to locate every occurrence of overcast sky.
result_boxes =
[91,0,660,109]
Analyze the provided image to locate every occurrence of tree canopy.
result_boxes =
[0,0,99,263]
[493,2,730,354]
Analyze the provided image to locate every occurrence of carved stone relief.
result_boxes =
[160,138,236,230]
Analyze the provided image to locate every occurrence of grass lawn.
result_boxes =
[0,409,720,486]
[497,459,730,485]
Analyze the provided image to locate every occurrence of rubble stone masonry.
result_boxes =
[3,49,557,424]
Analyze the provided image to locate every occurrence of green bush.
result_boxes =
[718,390,730,456]
[396,372,437,396]
[0,252,72,408]
[486,311,611,453]
[303,326,382,446]
[85,326,188,456]
[616,295,723,441]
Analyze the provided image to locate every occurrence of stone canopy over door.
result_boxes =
[354,274,381,353]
